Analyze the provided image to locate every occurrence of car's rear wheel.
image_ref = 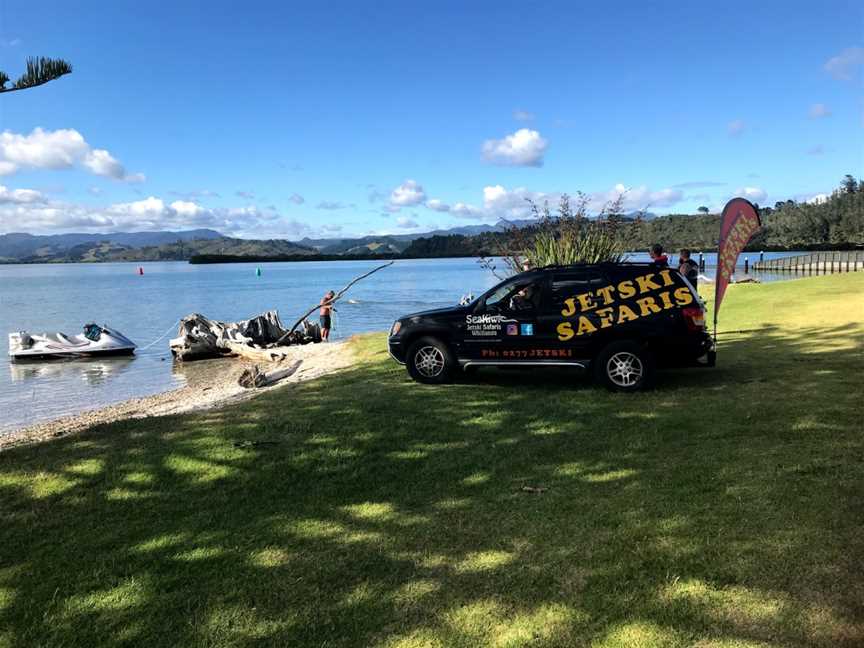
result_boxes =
[406,337,455,384]
[593,341,655,392]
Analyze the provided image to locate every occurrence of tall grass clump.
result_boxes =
[480,193,630,278]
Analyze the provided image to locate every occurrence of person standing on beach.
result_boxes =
[678,248,700,288]
[319,290,335,341]
[649,243,669,268]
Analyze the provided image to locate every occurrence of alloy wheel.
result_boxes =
[606,351,643,388]
[414,345,445,378]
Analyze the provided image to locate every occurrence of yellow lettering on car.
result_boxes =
[595,285,616,305]
[576,292,597,312]
[657,269,675,287]
[618,280,636,299]
[617,304,639,324]
[658,290,674,310]
[596,307,615,328]
[561,298,576,317]
[635,273,661,293]
[674,287,694,306]
[576,316,597,336]
[636,296,662,316]
[557,321,574,341]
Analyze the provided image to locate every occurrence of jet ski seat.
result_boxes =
[51,333,91,348]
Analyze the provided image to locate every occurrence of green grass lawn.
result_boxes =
[1,273,862,647]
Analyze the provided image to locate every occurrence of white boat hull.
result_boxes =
[8,324,137,361]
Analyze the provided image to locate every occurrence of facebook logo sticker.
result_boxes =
[520,323,534,336]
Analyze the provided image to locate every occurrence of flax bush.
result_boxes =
[480,193,629,278]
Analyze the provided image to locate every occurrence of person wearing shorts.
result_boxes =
[319,290,335,341]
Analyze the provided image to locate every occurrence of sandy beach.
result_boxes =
[0,340,355,451]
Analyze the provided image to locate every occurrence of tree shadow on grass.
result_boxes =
[1,325,862,647]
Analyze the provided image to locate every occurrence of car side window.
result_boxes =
[485,278,545,314]
[547,271,607,313]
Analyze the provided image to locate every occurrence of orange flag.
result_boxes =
[714,198,761,333]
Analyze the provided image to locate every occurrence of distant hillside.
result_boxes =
[297,222,507,252]
[403,185,864,256]
[0,229,223,262]
[0,231,313,263]
[319,235,408,255]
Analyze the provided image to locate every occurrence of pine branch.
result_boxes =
[0,57,72,94]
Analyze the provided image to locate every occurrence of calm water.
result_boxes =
[0,253,805,433]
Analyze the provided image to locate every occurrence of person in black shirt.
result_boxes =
[678,248,699,288]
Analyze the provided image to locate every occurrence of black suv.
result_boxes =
[388,262,715,391]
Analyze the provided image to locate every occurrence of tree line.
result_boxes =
[404,175,864,257]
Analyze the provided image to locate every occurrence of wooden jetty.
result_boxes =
[751,251,863,274]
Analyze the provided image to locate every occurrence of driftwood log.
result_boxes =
[275,261,394,345]
[238,360,302,388]
[169,311,320,361]
[171,262,394,361]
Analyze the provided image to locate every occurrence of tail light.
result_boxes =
[682,307,706,332]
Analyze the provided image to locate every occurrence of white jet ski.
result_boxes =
[8,323,136,361]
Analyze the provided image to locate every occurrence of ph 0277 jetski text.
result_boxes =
[557,269,694,340]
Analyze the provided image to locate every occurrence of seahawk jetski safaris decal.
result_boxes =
[557,269,694,340]
[465,313,517,337]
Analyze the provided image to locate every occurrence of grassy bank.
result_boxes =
[1,273,862,647]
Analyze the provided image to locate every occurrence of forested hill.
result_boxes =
[4,178,861,264]
[404,179,864,257]
[0,234,314,263]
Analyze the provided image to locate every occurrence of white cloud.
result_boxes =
[289,193,305,205]
[806,194,829,205]
[451,202,486,220]
[513,109,535,122]
[727,120,746,137]
[168,200,205,217]
[483,185,549,218]
[824,46,864,81]
[481,128,548,167]
[396,216,420,229]
[0,185,44,204]
[83,149,126,179]
[0,191,316,238]
[734,187,768,203]
[236,190,255,200]
[443,182,685,222]
[579,184,683,213]
[316,201,346,210]
[425,199,450,212]
[390,179,426,206]
[808,103,831,119]
[0,128,144,182]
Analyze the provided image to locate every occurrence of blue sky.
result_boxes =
[0,0,861,238]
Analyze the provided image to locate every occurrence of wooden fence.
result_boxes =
[751,251,864,273]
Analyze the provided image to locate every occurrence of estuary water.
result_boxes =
[0,253,804,433]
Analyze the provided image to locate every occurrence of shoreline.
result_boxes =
[0,340,355,452]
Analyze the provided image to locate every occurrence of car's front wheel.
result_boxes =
[593,341,655,392]
[406,337,455,384]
